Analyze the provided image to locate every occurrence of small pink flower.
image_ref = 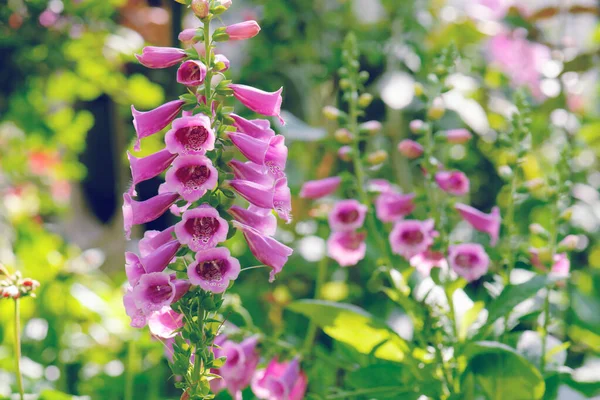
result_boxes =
[228,131,270,165]
[229,84,284,124]
[178,28,198,43]
[187,248,241,293]
[410,250,448,277]
[131,100,185,151]
[448,243,489,282]
[530,249,570,278]
[389,219,436,260]
[177,60,207,86]
[123,192,179,240]
[251,357,307,400]
[230,113,275,141]
[123,288,147,328]
[125,240,180,285]
[139,226,176,257]
[132,272,189,314]
[212,336,260,398]
[229,177,291,223]
[164,155,218,202]
[164,115,216,155]
[445,129,472,144]
[435,171,470,196]
[229,160,273,186]
[135,47,187,69]
[375,192,415,222]
[455,203,501,246]
[148,307,184,338]
[299,176,341,199]
[327,231,367,267]
[127,149,177,196]
[174,205,228,252]
[397,139,423,159]
[214,54,231,72]
[39,10,59,27]
[359,120,382,135]
[368,179,393,193]
[229,205,277,236]
[225,20,261,41]
[328,200,367,232]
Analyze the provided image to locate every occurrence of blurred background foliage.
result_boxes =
[0,0,599,399]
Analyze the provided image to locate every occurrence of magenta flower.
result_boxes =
[178,28,197,43]
[135,46,187,69]
[448,243,490,282]
[225,20,261,41]
[233,221,293,282]
[397,139,424,159]
[131,100,185,151]
[165,115,215,155]
[139,226,176,257]
[228,179,275,209]
[174,205,228,252]
[187,248,240,293]
[148,307,184,339]
[127,149,177,196]
[123,192,179,240]
[389,219,436,259]
[177,60,207,86]
[455,203,501,246]
[228,131,270,165]
[410,250,448,277]
[251,357,308,400]
[229,205,277,236]
[164,155,218,202]
[299,176,342,199]
[264,136,288,180]
[328,200,367,232]
[230,113,275,140]
[214,54,230,72]
[125,240,180,285]
[368,179,393,193]
[530,249,570,278]
[375,192,415,222]
[273,178,292,223]
[229,160,273,186]
[123,288,147,328]
[445,129,472,144]
[229,84,284,124]
[435,171,470,196]
[212,336,260,398]
[327,231,367,267]
[132,272,189,314]
[125,252,145,286]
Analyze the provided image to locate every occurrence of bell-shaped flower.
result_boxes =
[389,219,436,260]
[229,84,284,124]
[139,226,176,257]
[375,192,415,222]
[125,240,180,285]
[228,179,275,210]
[448,243,489,282]
[230,113,275,140]
[123,287,147,328]
[251,357,308,400]
[233,221,293,282]
[132,272,189,314]
[123,192,179,240]
[273,178,292,223]
[435,171,470,196]
[228,131,270,165]
[455,203,501,246]
[127,149,177,196]
[397,139,423,159]
[264,136,288,180]
[299,176,341,199]
[225,20,261,41]
[177,60,207,86]
[165,115,215,155]
[213,336,260,398]
[328,199,367,232]
[135,46,187,69]
[148,306,184,339]
[178,28,198,43]
[174,205,228,252]
[410,250,448,277]
[164,155,218,202]
[229,160,273,186]
[187,247,240,293]
[131,100,185,151]
[327,231,367,267]
[229,205,277,236]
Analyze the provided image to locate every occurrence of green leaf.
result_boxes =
[459,301,485,341]
[344,363,424,399]
[287,300,408,362]
[39,390,73,400]
[462,341,545,400]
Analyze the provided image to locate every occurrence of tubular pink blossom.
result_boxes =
[174,205,229,252]
[327,231,367,267]
[131,100,185,151]
[124,288,147,328]
[251,357,307,400]
[135,46,187,69]
[375,192,416,222]
[410,250,448,277]
[225,20,261,41]
[214,336,260,397]
[178,28,197,43]
[165,115,215,155]
[164,155,218,202]
[148,307,184,339]
[328,200,367,232]
[125,240,180,285]
[299,176,342,199]
[397,139,424,159]
[229,160,273,186]
[125,252,145,286]
[229,205,277,236]
[123,192,179,240]
[230,113,275,140]
[264,136,288,180]
[389,219,437,260]
[127,149,177,196]
[228,131,270,165]
[445,128,472,144]
[455,203,501,246]
[273,178,292,223]
[435,171,470,196]
[177,60,207,86]
[229,84,284,124]
[132,272,177,314]
[187,247,241,293]
[139,226,176,257]
[228,179,275,210]
[448,243,490,282]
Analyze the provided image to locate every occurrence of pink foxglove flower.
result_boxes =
[273,178,292,223]
[435,171,470,196]
[230,113,275,140]
[127,149,177,196]
[228,179,275,210]
[125,240,180,285]
[530,249,570,278]
[174,205,228,252]
[178,28,197,43]
[397,139,424,159]
[228,131,271,165]
[389,219,436,259]
[264,136,288,180]
[131,100,185,151]
[177,60,207,86]
[123,192,179,239]
[229,205,277,236]
[445,129,472,144]
[165,155,218,202]
[212,336,260,398]
[214,54,231,72]
[148,307,184,339]
[368,179,393,193]
[124,288,147,328]
[229,160,273,186]
[139,226,176,257]
[251,357,308,400]
[375,192,415,222]
[328,200,367,232]
[135,47,187,69]
[299,176,341,199]
[165,115,215,155]
[187,248,240,293]
[229,84,284,124]
[233,221,293,282]
[410,250,448,277]
[448,243,490,282]
[327,231,367,267]
[455,203,501,246]
[132,272,189,314]
[225,20,261,41]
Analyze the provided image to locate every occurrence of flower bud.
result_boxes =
[558,235,579,252]
[340,79,351,90]
[414,82,424,97]
[409,119,427,135]
[367,150,388,165]
[529,223,549,238]
[427,98,445,120]
[359,121,382,136]
[323,106,345,121]
[358,93,373,108]
[338,146,353,161]
[559,207,573,222]
[225,20,261,41]
[445,128,472,144]
[397,139,423,159]
[191,0,210,18]
[334,128,353,144]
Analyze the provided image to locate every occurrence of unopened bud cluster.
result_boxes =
[0,266,40,300]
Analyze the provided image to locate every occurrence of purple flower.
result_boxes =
[188,248,240,293]
[299,176,341,199]
[229,160,273,186]
[125,240,180,285]
[132,272,189,314]
[375,192,415,222]
[164,115,215,155]
[448,243,489,282]
[251,357,308,400]
[230,113,275,140]
[164,155,218,202]
[229,205,277,236]
[178,28,198,43]
[327,231,367,267]
[135,47,187,69]
[228,177,293,222]
[212,336,260,398]
[225,20,261,41]
[397,139,423,159]
[174,205,228,252]
[264,136,288,180]
[410,250,448,277]
[228,131,270,165]
[123,192,179,240]
[127,149,177,196]
[445,129,472,144]
[455,203,501,246]
[389,219,436,259]
[131,100,185,151]
[229,84,284,124]
[124,287,147,328]
[273,178,292,223]
[435,171,470,196]
[233,221,293,282]
[177,60,207,86]
[148,307,184,338]
[139,226,176,257]
[328,200,367,232]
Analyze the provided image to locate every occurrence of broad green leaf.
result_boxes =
[39,390,73,400]
[287,300,408,362]
[345,363,426,399]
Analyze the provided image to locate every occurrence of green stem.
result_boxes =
[14,298,24,400]
[326,386,414,399]
[203,19,213,107]
[302,256,328,353]
[541,198,559,375]
[125,340,136,400]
